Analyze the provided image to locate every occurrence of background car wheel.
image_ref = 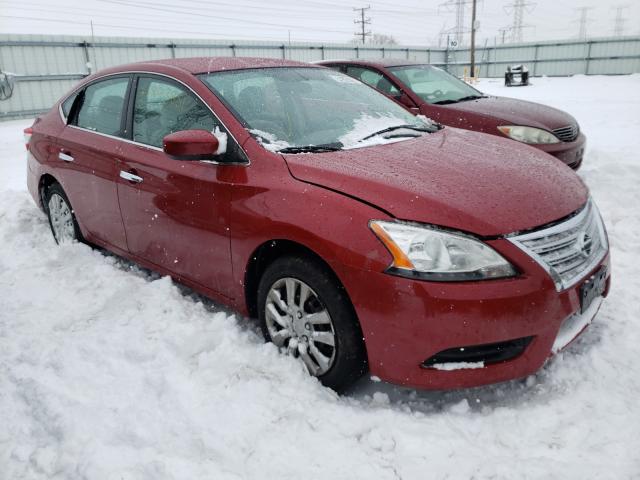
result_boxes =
[44,182,83,244]
[257,255,368,392]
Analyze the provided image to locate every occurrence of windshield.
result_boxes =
[388,65,483,105]
[199,67,435,152]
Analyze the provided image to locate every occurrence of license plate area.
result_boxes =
[580,266,607,314]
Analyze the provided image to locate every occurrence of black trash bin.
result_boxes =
[505,65,529,87]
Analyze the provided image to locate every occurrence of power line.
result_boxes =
[0,0,453,46]
[353,5,371,44]
[0,14,343,42]
[0,4,440,44]
[94,0,354,35]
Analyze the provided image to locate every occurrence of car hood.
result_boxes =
[443,96,578,130]
[283,128,588,237]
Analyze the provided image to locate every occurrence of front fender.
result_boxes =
[226,144,394,313]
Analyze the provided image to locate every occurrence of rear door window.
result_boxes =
[75,77,130,136]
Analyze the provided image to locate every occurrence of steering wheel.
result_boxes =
[425,89,445,101]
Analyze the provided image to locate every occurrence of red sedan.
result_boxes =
[318,59,587,169]
[26,58,609,392]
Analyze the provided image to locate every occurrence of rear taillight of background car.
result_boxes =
[23,127,33,151]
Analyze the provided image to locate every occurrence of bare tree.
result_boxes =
[369,33,398,45]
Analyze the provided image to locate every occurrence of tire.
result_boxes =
[257,255,368,392]
[44,182,84,244]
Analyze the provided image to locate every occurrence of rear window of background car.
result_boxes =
[345,67,399,96]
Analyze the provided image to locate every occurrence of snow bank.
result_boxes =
[1,75,640,479]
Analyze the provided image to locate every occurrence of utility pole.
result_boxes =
[612,5,629,36]
[575,7,593,40]
[90,20,97,72]
[470,0,477,78]
[498,26,510,44]
[503,0,535,43]
[353,6,371,45]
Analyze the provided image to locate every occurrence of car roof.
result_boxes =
[101,57,318,75]
[318,58,429,69]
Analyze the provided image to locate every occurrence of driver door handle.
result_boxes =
[120,170,143,183]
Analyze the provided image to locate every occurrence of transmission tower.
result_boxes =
[439,0,473,47]
[612,5,630,36]
[574,7,593,40]
[353,6,371,45]
[503,0,535,43]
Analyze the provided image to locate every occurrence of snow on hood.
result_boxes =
[339,113,423,149]
[283,127,588,236]
[251,114,432,152]
[249,129,292,153]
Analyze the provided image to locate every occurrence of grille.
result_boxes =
[507,199,608,291]
[552,124,579,142]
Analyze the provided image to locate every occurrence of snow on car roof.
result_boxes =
[131,57,316,74]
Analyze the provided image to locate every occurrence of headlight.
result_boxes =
[497,125,560,144]
[370,221,517,281]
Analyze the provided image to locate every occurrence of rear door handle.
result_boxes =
[58,151,74,162]
[119,170,143,183]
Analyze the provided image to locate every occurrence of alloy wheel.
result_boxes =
[47,193,75,243]
[265,277,337,376]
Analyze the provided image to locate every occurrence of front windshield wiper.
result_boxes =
[456,94,486,102]
[359,124,430,142]
[278,143,343,154]
[432,94,485,105]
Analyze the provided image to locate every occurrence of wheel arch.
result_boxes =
[244,239,354,321]
[38,173,60,210]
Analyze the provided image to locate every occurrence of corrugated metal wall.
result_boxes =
[446,36,640,77]
[1,34,638,120]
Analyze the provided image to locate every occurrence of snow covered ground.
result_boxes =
[1,74,640,479]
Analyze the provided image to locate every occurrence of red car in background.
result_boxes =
[319,59,586,169]
[26,58,609,392]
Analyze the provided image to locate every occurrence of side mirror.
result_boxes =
[163,129,221,160]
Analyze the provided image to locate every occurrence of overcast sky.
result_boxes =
[1,0,638,46]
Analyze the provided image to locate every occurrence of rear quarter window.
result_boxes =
[75,77,129,137]
[61,92,79,120]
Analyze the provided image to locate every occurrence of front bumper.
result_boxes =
[337,238,610,390]
[536,132,586,170]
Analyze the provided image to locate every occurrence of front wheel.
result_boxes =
[257,255,367,392]
[44,183,82,244]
